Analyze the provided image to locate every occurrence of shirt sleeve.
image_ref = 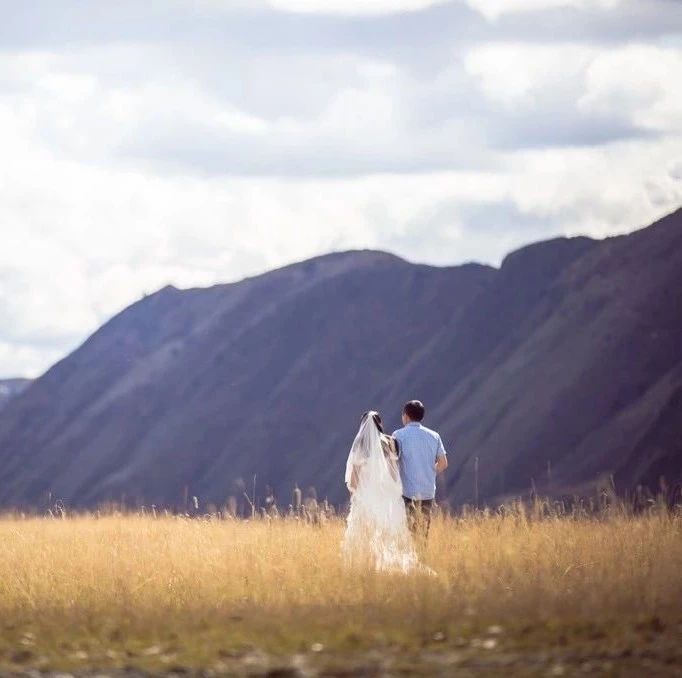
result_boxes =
[389,431,400,458]
[436,434,446,460]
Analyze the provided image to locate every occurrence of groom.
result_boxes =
[393,400,448,539]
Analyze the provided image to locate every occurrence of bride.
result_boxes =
[342,411,418,572]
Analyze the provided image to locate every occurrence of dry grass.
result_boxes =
[0,508,681,672]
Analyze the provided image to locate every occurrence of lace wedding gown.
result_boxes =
[342,412,418,572]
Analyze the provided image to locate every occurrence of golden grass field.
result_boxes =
[1,506,681,675]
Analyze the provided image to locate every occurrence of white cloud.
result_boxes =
[463,40,682,149]
[464,43,594,108]
[2,125,678,379]
[579,45,682,132]
[257,0,624,17]
[0,342,66,381]
[466,0,620,20]
[266,0,450,15]
[0,1,680,378]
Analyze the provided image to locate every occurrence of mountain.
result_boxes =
[426,209,682,503]
[0,379,32,412]
[0,209,680,509]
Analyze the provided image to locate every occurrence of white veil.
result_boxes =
[345,412,400,500]
[342,411,418,572]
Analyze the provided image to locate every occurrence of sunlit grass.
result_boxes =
[0,507,680,671]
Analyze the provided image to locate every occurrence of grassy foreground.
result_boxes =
[0,509,681,675]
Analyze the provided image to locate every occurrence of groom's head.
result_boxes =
[402,400,425,425]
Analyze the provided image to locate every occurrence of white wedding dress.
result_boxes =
[342,412,419,572]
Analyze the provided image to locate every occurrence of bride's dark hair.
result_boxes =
[361,411,384,434]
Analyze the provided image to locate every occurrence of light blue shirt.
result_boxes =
[393,422,447,500]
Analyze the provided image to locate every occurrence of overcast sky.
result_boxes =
[1,0,681,378]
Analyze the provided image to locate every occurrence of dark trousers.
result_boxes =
[403,496,434,539]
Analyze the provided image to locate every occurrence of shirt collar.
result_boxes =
[406,422,421,427]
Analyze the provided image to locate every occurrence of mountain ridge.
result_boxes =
[0,209,680,509]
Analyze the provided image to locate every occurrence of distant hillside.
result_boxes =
[0,379,31,412]
[0,209,680,510]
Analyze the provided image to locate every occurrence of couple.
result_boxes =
[342,400,448,572]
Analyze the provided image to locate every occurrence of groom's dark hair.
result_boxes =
[403,400,425,422]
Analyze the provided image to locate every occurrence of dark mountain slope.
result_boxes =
[0,251,493,507]
[429,209,682,502]
[0,208,680,509]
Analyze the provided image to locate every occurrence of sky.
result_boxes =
[1,0,681,378]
